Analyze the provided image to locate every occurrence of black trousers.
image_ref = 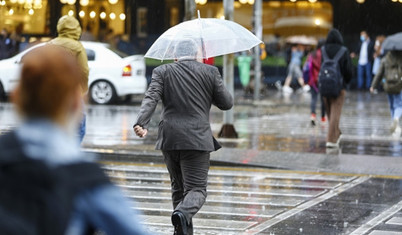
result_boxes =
[162,150,210,234]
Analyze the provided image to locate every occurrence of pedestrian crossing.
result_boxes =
[102,162,359,235]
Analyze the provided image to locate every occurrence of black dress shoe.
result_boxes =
[172,211,187,235]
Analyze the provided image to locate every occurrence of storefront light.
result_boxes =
[79,10,85,18]
[89,11,96,18]
[110,12,116,20]
[290,0,297,2]
[239,0,248,4]
[195,0,207,5]
[100,12,107,19]
[33,0,42,9]
[28,9,34,15]
[18,0,25,4]
[10,0,17,4]
[80,0,89,6]
[308,0,317,2]
[108,0,118,4]
[248,0,254,4]
[356,0,365,3]
[119,13,126,20]
[0,0,5,6]
[9,9,14,15]
[392,0,397,2]
[315,19,321,26]
[67,0,76,5]
[68,10,74,16]
[60,0,68,4]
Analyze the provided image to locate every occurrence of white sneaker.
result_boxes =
[326,142,339,148]
[390,118,399,133]
[275,81,283,91]
[283,86,293,94]
[392,126,401,138]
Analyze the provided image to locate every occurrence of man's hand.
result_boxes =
[369,87,374,93]
[133,125,148,138]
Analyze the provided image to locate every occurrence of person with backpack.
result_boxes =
[319,29,353,148]
[370,50,402,137]
[304,39,326,126]
[0,44,148,235]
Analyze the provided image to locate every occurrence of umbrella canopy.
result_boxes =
[144,18,262,60]
[382,32,402,51]
[286,35,317,46]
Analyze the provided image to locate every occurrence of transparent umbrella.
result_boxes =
[144,17,262,61]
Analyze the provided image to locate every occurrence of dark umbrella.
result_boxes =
[382,32,402,51]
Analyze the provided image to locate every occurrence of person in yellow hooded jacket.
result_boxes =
[49,15,89,143]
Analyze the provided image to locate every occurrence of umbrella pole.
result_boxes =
[219,0,238,139]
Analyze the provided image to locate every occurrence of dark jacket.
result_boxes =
[357,39,375,64]
[323,29,354,88]
[135,59,233,151]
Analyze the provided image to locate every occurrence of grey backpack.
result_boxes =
[383,52,402,94]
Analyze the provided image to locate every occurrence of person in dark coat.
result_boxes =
[133,39,233,235]
[356,31,375,90]
[322,29,353,148]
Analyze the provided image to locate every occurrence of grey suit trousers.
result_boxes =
[162,150,210,232]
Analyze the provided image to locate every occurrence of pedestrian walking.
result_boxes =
[372,35,386,76]
[320,29,353,148]
[370,50,402,137]
[0,44,148,235]
[0,28,13,60]
[283,44,310,93]
[48,15,89,143]
[355,30,375,90]
[305,39,326,126]
[133,39,233,235]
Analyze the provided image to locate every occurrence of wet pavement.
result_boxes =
[0,89,401,234]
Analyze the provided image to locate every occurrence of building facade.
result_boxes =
[0,0,401,53]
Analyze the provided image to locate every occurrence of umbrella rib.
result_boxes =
[160,26,181,61]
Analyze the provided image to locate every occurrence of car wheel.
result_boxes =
[89,80,116,104]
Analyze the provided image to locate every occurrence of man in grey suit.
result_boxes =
[133,39,233,235]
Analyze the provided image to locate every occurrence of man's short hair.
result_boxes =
[174,39,199,58]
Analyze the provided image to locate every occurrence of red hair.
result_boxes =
[13,44,83,120]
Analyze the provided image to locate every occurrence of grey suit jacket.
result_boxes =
[135,59,233,151]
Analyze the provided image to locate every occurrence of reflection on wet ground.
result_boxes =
[1,90,402,234]
[1,90,399,156]
[102,160,402,235]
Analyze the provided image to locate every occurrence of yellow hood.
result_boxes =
[57,15,81,41]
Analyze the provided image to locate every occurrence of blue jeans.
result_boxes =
[311,88,325,118]
[357,63,372,89]
[388,92,402,120]
[78,114,86,143]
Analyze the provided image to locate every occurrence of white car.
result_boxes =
[0,41,147,104]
